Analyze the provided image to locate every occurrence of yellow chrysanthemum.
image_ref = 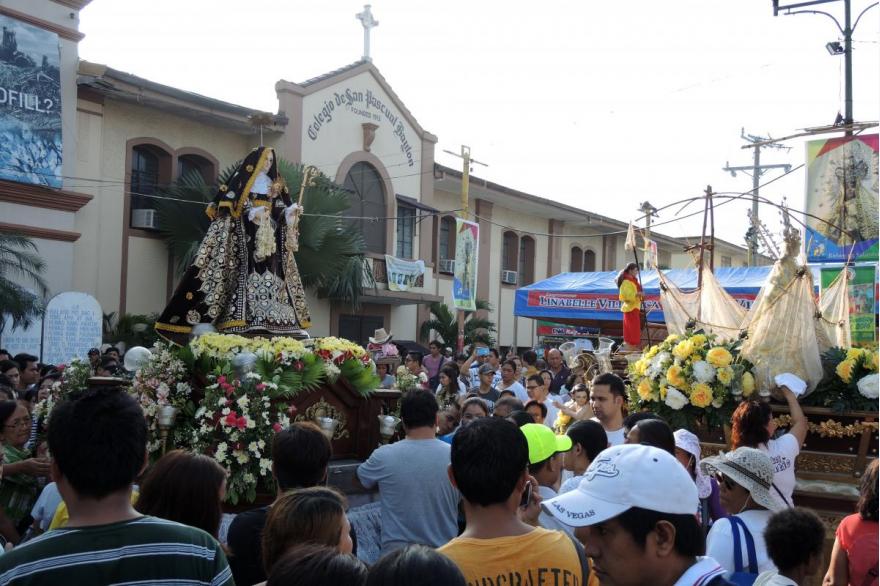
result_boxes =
[846,348,864,361]
[741,371,755,396]
[667,364,687,388]
[637,379,654,401]
[836,359,856,383]
[645,345,661,359]
[690,334,708,348]
[664,334,681,345]
[659,385,668,399]
[716,366,733,386]
[689,383,713,408]
[673,339,696,361]
[634,359,649,377]
[706,347,733,368]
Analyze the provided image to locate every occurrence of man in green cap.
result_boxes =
[521,423,573,534]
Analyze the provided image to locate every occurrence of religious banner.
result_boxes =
[41,292,102,365]
[384,255,424,292]
[804,134,878,263]
[821,265,878,347]
[452,218,479,311]
[643,238,659,269]
[0,15,62,188]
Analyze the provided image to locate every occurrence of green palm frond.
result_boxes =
[419,299,496,347]
[0,231,48,334]
[154,159,368,306]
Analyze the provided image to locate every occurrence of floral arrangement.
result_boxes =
[802,346,879,413]
[627,331,756,429]
[191,369,293,504]
[129,342,195,458]
[34,358,92,422]
[395,365,427,392]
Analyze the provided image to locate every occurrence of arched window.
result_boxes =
[129,144,171,229]
[177,154,214,184]
[583,249,596,272]
[502,231,519,273]
[570,246,583,272]
[518,236,535,285]
[343,162,386,253]
[438,216,457,273]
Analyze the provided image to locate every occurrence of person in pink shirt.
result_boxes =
[824,459,878,586]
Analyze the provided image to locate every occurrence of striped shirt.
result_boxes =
[0,516,233,586]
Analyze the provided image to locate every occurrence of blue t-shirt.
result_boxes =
[357,438,460,554]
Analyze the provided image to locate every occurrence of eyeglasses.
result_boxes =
[715,472,737,491]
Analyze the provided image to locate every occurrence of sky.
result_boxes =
[77,0,879,247]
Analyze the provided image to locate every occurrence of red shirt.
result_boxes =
[836,513,879,586]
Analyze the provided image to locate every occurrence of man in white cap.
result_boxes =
[543,444,734,586]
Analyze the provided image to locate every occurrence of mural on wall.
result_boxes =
[0,15,62,188]
[804,134,878,263]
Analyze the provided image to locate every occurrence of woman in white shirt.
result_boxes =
[700,447,786,579]
[729,385,807,508]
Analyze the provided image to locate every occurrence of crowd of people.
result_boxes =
[0,343,875,586]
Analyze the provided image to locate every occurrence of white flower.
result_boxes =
[221,407,231,417]
[243,472,255,484]
[692,361,716,384]
[664,387,688,411]
[217,441,228,452]
[325,363,341,381]
[248,441,260,455]
[234,450,249,465]
[246,418,256,429]
[237,396,250,409]
[257,439,266,450]
[245,372,263,381]
[711,396,725,409]
[857,373,879,399]
[218,397,227,408]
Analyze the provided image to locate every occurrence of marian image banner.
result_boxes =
[0,15,62,188]
[384,255,425,292]
[804,134,878,263]
[453,218,479,311]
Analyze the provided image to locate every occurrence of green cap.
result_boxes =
[520,423,573,464]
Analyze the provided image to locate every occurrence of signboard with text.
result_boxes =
[41,292,102,365]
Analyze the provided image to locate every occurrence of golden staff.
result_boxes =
[288,165,318,253]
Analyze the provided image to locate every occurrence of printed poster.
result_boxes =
[821,265,878,347]
[0,15,62,187]
[384,255,424,292]
[452,218,479,311]
[804,134,878,263]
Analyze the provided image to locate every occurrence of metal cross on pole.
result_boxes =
[356,5,379,62]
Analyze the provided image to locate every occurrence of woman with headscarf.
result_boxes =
[616,262,642,350]
[156,146,310,344]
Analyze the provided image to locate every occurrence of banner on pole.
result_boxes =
[804,134,878,263]
[643,238,658,269]
[384,255,425,292]
[453,218,479,311]
[820,265,878,347]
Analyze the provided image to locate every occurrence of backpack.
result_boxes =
[727,516,759,586]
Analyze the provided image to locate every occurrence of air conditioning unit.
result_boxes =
[131,208,160,230]
[439,259,455,274]
[501,270,518,285]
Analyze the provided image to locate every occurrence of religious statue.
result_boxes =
[616,262,643,350]
[156,146,311,345]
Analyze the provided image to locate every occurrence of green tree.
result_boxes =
[419,299,496,348]
[0,231,48,334]
[155,159,371,306]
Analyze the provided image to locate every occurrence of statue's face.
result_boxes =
[263,150,274,172]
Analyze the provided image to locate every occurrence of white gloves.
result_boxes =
[284,203,301,225]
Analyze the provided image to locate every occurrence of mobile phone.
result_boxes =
[519,482,533,508]
[476,347,490,357]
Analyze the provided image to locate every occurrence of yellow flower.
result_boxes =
[716,367,733,386]
[836,359,856,383]
[664,334,681,345]
[673,339,695,361]
[690,383,713,408]
[659,385,668,399]
[690,334,707,348]
[634,359,649,377]
[742,371,755,396]
[846,348,863,361]
[667,364,687,388]
[637,379,654,401]
[645,345,661,359]
[706,347,733,368]
[871,352,878,372]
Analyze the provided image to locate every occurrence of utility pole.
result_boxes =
[442,146,488,353]
[772,0,877,137]
[723,129,791,266]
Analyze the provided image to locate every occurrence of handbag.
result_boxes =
[727,516,759,586]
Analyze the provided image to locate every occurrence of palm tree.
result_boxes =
[0,231,48,335]
[155,159,371,306]
[419,299,496,348]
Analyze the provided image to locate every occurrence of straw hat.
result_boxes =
[368,328,393,344]
[673,429,712,500]
[700,447,785,512]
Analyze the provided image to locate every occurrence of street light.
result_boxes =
[825,41,845,54]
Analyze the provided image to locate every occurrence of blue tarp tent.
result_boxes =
[514,266,823,324]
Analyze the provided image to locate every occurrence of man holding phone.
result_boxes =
[440,418,590,585]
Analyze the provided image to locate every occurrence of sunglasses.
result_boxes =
[715,472,738,491]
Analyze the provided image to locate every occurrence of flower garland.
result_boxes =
[628,331,756,430]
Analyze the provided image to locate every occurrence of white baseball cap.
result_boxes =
[542,444,698,527]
